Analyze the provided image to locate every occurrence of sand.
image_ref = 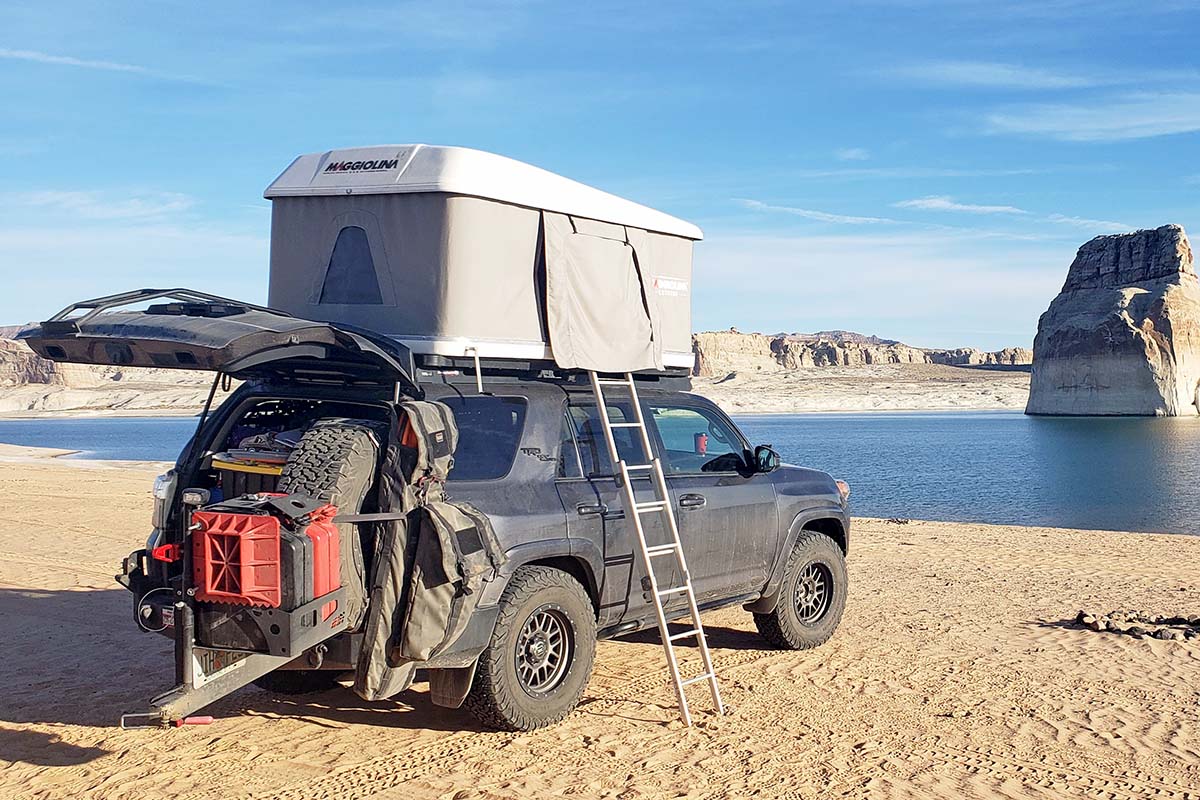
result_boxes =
[2,458,1198,800]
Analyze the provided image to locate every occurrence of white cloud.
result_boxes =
[785,166,1041,180]
[0,48,207,83]
[1045,213,1130,233]
[985,92,1200,141]
[894,195,1029,215]
[12,191,195,220]
[692,230,1068,350]
[893,60,1103,90]
[891,60,1199,91]
[735,198,895,225]
[0,48,150,75]
[834,147,870,161]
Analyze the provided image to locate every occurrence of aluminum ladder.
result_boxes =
[587,371,724,726]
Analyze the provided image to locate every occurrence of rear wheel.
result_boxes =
[465,566,596,731]
[754,530,847,650]
[251,418,383,695]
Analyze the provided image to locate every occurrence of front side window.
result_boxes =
[566,401,647,477]
[649,403,746,474]
[442,396,528,481]
[320,226,383,304]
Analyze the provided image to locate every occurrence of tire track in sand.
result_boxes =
[241,643,784,800]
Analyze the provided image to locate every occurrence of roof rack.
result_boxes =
[37,288,288,336]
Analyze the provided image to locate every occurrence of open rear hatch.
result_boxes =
[19,288,421,395]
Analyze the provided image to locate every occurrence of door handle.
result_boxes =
[678,493,706,509]
[576,502,608,516]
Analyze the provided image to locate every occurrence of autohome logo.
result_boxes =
[324,158,400,173]
[653,277,689,297]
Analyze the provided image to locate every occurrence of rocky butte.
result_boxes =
[1026,224,1200,416]
[692,329,1030,377]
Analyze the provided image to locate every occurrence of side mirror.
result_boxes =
[753,444,780,474]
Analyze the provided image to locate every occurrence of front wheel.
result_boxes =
[464,566,596,731]
[754,530,847,650]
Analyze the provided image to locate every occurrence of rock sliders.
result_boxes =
[1027,224,1200,416]
[1076,609,1200,642]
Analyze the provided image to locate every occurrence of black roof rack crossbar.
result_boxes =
[39,288,291,334]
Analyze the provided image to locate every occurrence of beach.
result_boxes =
[1,454,1197,799]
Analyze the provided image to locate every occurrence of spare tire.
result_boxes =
[253,418,384,695]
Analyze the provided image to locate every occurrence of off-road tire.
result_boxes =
[464,566,596,731]
[754,530,847,650]
[253,669,343,695]
[252,418,383,695]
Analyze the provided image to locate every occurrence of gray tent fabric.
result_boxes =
[268,193,695,371]
[352,400,504,702]
[543,211,663,372]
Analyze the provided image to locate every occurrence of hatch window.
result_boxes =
[320,226,383,304]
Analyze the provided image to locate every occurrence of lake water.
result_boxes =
[0,412,1196,534]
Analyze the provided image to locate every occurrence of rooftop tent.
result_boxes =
[264,145,701,373]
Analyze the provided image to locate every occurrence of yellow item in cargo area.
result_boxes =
[211,457,284,476]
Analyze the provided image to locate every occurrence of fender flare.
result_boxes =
[744,506,848,614]
[427,539,598,708]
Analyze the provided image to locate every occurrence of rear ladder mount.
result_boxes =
[587,371,724,726]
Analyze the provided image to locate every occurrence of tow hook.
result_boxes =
[306,643,327,669]
[119,713,215,730]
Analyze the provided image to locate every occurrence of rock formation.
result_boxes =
[692,330,1031,377]
[0,336,215,414]
[1026,224,1200,416]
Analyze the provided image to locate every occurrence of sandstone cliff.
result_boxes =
[1026,224,1200,416]
[693,330,1031,377]
[0,337,215,415]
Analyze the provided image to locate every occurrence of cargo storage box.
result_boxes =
[264,145,701,373]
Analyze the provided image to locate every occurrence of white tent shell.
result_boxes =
[264,145,700,373]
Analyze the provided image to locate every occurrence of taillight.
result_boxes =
[151,470,177,528]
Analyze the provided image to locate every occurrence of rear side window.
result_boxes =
[442,396,528,481]
[320,226,383,304]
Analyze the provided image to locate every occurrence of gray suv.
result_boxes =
[23,290,850,730]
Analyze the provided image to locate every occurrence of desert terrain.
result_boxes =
[2,451,1197,800]
[694,363,1031,414]
[1,332,1032,418]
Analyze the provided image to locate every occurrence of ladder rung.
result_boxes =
[624,463,653,471]
[646,543,679,557]
[634,501,667,513]
[669,628,700,642]
[609,422,643,429]
[656,586,688,598]
[596,378,632,386]
[680,672,715,686]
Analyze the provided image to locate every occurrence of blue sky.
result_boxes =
[2,0,1198,350]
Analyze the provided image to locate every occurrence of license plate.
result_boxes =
[193,647,250,687]
[161,606,175,629]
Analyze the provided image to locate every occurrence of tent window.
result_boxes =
[320,226,383,304]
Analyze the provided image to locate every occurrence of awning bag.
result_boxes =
[352,400,504,702]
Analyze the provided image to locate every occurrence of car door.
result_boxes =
[644,398,778,601]
[554,399,677,628]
